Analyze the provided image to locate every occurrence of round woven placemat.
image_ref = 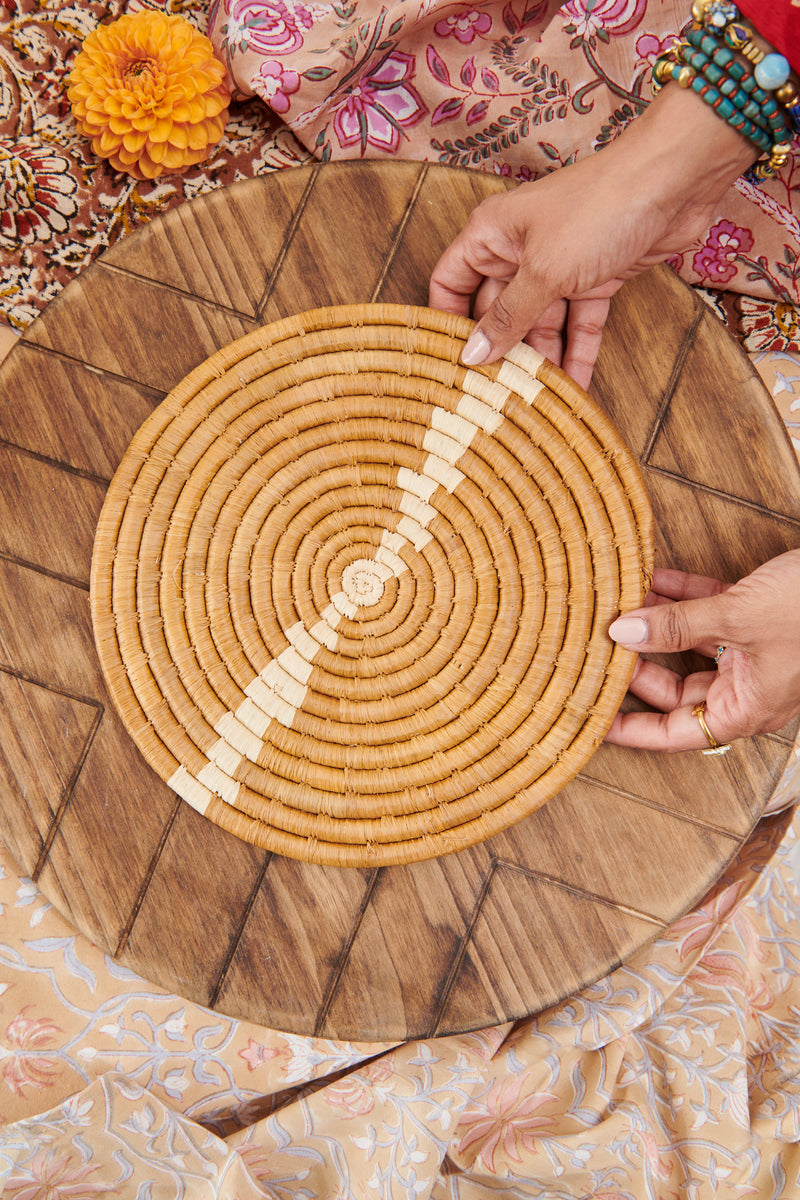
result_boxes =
[90,303,653,867]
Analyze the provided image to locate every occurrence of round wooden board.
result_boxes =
[0,160,798,1042]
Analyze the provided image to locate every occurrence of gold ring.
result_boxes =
[691,701,731,756]
[714,645,725,665]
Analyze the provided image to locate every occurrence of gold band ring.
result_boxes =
[714,645,725,665]
[691,701,732,756]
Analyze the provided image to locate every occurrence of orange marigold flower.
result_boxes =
[67,10,230,180]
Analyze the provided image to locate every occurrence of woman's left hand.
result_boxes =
[605,550,800,752]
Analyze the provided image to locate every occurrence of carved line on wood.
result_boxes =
[369,161,429,303]
[0,663,100,708]
[577,769,752,838]
[429,858,669,1036]
[33,702,104,882]
[493,859,668,925]
[114,792,183,958]
[0,437,112,488]
[642,463,800,528]
[428,855,667,1038]
[641,304,704,464]
[312,866,383,1038]
[428,858,499,1037]
[15,338,166,404]
[207,851,273,1011]
[0,549,90,593]
[256,165,320,319]
[0,665,105,879]
[97,261,264,324]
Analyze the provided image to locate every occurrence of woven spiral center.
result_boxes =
[341,559,388,608]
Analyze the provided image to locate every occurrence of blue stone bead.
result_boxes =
[754,53,791,91]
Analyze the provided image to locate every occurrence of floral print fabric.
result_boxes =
[0,0,309,334]
[209,0,800,328]
[2,794,800,1197]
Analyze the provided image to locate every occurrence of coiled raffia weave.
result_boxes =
[90,304,653,867]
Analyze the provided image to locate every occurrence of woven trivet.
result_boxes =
[90,304,653,867]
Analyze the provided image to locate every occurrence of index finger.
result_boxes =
[649,566,729,603]
[428,240,486,317]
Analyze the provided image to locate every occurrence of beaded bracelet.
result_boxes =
[684,31,789,140]
[653,56,778,159]
[693,0,798,121]
[652,0,795,183]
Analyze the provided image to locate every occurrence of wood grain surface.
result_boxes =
[1,160,798,1041]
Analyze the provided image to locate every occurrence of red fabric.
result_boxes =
[737,0,800,72]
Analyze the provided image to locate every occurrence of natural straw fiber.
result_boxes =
[90,304,654,867]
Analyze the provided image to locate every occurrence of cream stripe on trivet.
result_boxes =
[169,610,345,814]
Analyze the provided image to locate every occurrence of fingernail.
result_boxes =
[608,616,649,645]
[462,330,491,366]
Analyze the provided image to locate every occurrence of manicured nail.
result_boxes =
[608,616,649,645]
[462,330,491,366]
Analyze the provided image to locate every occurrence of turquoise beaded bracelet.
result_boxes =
[652,0,795,182]
[694,0,796,108]
[684,31,789,140]
[653,57,773,155]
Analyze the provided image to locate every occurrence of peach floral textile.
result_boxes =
[2,791,800,1196]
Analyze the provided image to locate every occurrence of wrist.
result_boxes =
[611,82,756,219]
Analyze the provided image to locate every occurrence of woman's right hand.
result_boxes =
[605,550,800,752]
[428,83,756,387]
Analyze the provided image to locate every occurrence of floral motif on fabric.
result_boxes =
[331,51,428,155]
[433,9,493,43]
[454,1074,558,1171]
[5,1145,107,1198]
[0,0,308,333]
[1,1009,63,1097]
[738,295,800,353]
[693,218,755,285]
[254,59,301,112]
[0,144,80,246]
[224,0,316,55]
[561,0,648,41]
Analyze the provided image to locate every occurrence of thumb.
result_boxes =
[462,269,554,366]
[608,593,732,655]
